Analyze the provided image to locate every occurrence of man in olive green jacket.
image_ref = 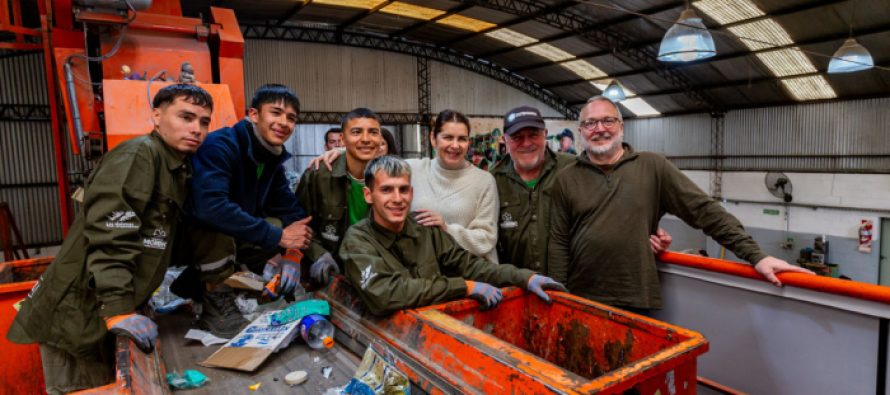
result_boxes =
[297,108,384,285]
[492,106,672,273]
[548,96,813,312]
[6,85,213,394]
[340,156,566,316]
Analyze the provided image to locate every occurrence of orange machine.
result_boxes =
[18,0,246,234]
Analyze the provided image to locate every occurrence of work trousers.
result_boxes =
[170,218,281,301]
[39,340,115,394]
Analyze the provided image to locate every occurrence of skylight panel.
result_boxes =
[756,48,818,77]
[484,28,537,46]
[562,60,607,80]
[728,19,794,51]
[621,98,661,116]
[526,43,575,62]
[437,14,496,32]
[313,0,385,9]
[380,2,445,21]
[693,0,764,25]
[781,75,837,100]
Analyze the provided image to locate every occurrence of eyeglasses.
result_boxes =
[579,117,620,130]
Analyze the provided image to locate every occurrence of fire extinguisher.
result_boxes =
[859,220,873,253]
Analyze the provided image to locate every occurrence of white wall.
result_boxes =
[663,170,889,283]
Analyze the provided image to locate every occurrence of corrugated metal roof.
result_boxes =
[174,0,890,117]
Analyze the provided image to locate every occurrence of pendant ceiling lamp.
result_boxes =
[828,38,874,73]
[657,8,716,62]
[603,80,627,102]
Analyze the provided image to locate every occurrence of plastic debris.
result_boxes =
[184,329,229,346]
[248,382,262,391]
[342,346,410,395]
[285,370,308,386]
[150,267,188,314]
[271,299,330,326]
[166,369,209,389]
[235,295,258,315]
[322,366,333,379]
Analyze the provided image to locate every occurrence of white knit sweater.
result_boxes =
[407,158,500,263]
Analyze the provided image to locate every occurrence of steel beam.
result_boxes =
[0,103,51,121]
[241,24,578,118]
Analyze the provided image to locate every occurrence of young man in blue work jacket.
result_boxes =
[171,84,313,337]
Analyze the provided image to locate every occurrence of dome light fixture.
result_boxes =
[657,8,717,62]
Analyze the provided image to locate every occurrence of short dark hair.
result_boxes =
[432,109,471,138]
[341,108,381,131]
[250,84,300,113]
[364,155,411,190]
[324,127,342,143]
[152,84,213,111]
[380,128,398,155]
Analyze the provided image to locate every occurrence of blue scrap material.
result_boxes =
[271,299,331,326]
[166,369,209,389]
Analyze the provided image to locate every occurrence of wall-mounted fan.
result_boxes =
[765,172,793,203]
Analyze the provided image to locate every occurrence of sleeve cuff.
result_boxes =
[448,277,468,298]
[98,297,135,318]
[747,251,769,266]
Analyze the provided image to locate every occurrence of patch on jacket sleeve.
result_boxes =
[106,211,138,229]
[360,265,377,290]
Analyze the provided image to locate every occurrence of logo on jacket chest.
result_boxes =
[143,227,168,250]
[500,212,518,229]
[322,224,339,242]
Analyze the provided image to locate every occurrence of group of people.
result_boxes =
[7,83,812,394]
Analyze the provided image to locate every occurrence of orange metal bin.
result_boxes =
[321,278,709,395]
[0,257,53,395]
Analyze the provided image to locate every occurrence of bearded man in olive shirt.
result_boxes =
[492,105,673,273]
[548,96,813,312]
[341,156,566,316]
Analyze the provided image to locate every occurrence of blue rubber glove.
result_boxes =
[310,252,340,285]
[465,281,502,309]
[526,275,568,303]
[105,313,158,353]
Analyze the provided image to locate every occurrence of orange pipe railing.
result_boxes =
[659,251,890,305]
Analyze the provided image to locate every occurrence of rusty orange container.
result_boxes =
[0,257,53,395]
[322,279,709,395]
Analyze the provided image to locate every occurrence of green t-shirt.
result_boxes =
[347,175,369,225]
[525,177,541,189]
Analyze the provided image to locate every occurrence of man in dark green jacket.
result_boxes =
[492,106,672,273]
[7,85,213,394]
[548,96,813,312]
[297,108,383,285]
[340,155,566,316]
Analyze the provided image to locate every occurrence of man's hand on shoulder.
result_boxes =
[280,216,313,249]
[754,256,815,287]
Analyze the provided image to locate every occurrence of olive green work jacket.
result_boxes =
[8,132,190,359]
[491,148,575,272]
[340,216,535,316]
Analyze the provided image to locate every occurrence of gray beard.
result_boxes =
[585,133,622,156]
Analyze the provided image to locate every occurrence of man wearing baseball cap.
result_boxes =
[491,105,674,274]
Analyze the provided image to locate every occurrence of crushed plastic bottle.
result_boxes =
[299,314,335,350]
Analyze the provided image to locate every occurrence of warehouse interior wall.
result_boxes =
[658,171,888,284]
[242,40,563,118]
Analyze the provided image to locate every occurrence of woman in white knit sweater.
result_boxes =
[409,110,499,263]
[308,110,500,263]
